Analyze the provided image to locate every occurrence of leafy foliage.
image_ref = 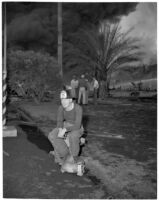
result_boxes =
[7,49,60,102]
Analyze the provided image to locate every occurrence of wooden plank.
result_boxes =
[3,126,17,137]
[87,132,125,139]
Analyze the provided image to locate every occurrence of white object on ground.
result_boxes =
[77,163,85,176]
[3,126,17,137]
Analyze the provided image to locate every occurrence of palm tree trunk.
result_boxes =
[105,70,110,96]
[106,81,110,95]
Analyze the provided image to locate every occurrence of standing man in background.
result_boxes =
[93,77,99,105]
[70,75,79,102]
[85,73,90,105]
[78,74,87,105]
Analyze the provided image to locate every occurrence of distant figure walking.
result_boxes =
[93,77,99,104]
[70,75,79,102]
[78,75,87,105]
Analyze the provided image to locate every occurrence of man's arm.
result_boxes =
[57,106,64,128]
[66,105,83,132]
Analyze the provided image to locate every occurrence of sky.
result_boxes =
[120,2,157,65]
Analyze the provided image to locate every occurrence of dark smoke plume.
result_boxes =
[5,2,138,55]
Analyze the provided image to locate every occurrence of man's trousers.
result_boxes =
[48,128,83,160]
[78,87,86,104]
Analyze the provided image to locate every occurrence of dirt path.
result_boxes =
[3,125,108,199]
[81,102,157,198]
[5,99,157,198]
[83,102,156,162]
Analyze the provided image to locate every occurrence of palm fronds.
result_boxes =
[63,21,143,91]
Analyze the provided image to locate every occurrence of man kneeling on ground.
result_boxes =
[48,89,84,165]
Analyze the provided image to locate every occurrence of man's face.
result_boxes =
[61,98,72,109]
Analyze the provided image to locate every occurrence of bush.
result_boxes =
[7,49,61,103]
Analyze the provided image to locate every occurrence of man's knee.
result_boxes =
[48,128,59,141]
[69,130,81,141]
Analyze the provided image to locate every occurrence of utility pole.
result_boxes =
[58,2,63,85]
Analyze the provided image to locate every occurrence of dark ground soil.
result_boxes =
[3,126,108,199]
[83,100,157,164]
[81,99,157,198]
[3,97,157,198]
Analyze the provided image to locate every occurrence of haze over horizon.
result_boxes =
[120,2,157,65]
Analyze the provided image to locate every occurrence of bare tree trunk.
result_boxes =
[104,69,110,96]
[58,2,63,85]
[106,81,110,96]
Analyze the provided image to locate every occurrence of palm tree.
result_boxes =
[64,21,143,95]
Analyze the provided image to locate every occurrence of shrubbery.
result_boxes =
[7,49,61,103]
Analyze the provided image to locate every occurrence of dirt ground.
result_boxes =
[3,127,108,199]
[4,97,157,198]
[82,100,157,198]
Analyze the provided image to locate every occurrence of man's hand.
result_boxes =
[58,128,67,138]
